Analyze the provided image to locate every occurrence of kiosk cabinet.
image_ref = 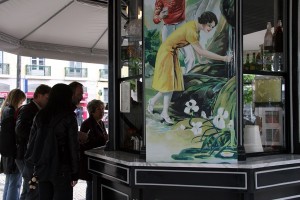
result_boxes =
[86,0,300,199]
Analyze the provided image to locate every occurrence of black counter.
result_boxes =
[86,149,300,200]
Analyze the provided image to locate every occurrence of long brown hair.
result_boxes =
[1,89,26,116]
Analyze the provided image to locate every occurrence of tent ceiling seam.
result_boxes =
[0,32,108,56]
[91,28,107,51]
[0,0,9,5]
[21,40,108,55]
[76,0,108,7]
[21,0,75,41]
[0,31,20,46]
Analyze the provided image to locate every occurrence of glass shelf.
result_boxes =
[243,70,286,76]
[118,0,144,153]
[242,0,287,155]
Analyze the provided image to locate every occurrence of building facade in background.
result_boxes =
[0,51,109,120]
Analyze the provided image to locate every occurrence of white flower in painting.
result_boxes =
[213,107,229,129]
[227,120,234,130]
[184,99,199,115]
[209,111,214,119]
[177,124,186,130]
[191,121,203,136]
[201,111,207,119]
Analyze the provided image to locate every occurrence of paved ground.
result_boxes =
[0,173,87,200]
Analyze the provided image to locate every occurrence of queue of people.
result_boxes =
[0,81,108,200]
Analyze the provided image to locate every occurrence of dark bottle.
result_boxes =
[244,53,250,71]
[255,52,262,70]
[273,20,283,71]
[274,20,283,52]
[250,52,256,70]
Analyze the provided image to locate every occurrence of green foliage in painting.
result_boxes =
[170,69,227,118]
[213,77,236,123]
[171,77,237,161]
[144,27,160,67]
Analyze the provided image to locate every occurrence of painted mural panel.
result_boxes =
[144,0,237,163]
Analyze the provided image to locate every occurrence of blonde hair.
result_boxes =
[1,89,26,115]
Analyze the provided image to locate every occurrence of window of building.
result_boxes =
[100,68,108,79]
[31,57,45,66]
[103,88,108,103]
[70,61,82,69]
[69,61,82,74]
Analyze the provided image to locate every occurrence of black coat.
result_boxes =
[0,105,19,174]
[26,111,79,181]
[15,100,39,159]
[79,117,108,180]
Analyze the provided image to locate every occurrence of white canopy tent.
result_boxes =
[0,0,108,64]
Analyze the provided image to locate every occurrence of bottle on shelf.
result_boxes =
[255,52,262,70]
[263,22,273,71]
[273,20,283,71]
[250,52,256,70]
[264,22,273,51]
[244,53,250,71]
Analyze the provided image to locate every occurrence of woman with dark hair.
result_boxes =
[148,11,232,125]
[25,83,79,200]
[79,99,108,200]
[0,88,26,200]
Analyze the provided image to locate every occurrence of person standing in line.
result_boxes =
[15,84,51,200]
[79,99,108,200]
[25,83,79,200]
[69,81,84,111]
[153,0,195,74]
[69,81,89,144]
[0,89,26,200]
[148,11,232,124]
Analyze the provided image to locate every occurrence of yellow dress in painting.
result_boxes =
[152,20,199,92]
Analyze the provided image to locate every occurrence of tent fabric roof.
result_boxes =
[0,0,108,64]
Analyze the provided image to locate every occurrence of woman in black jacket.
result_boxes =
[25,83,79,200]
[79,99,108,200]
[0,88,26,200]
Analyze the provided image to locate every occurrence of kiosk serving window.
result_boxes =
[117,0,144,153]
[242,0,288,154]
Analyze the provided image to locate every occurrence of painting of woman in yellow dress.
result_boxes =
[147,11,232,125]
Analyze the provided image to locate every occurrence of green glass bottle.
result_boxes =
[244,53,250,71]
[250,52,256,70]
